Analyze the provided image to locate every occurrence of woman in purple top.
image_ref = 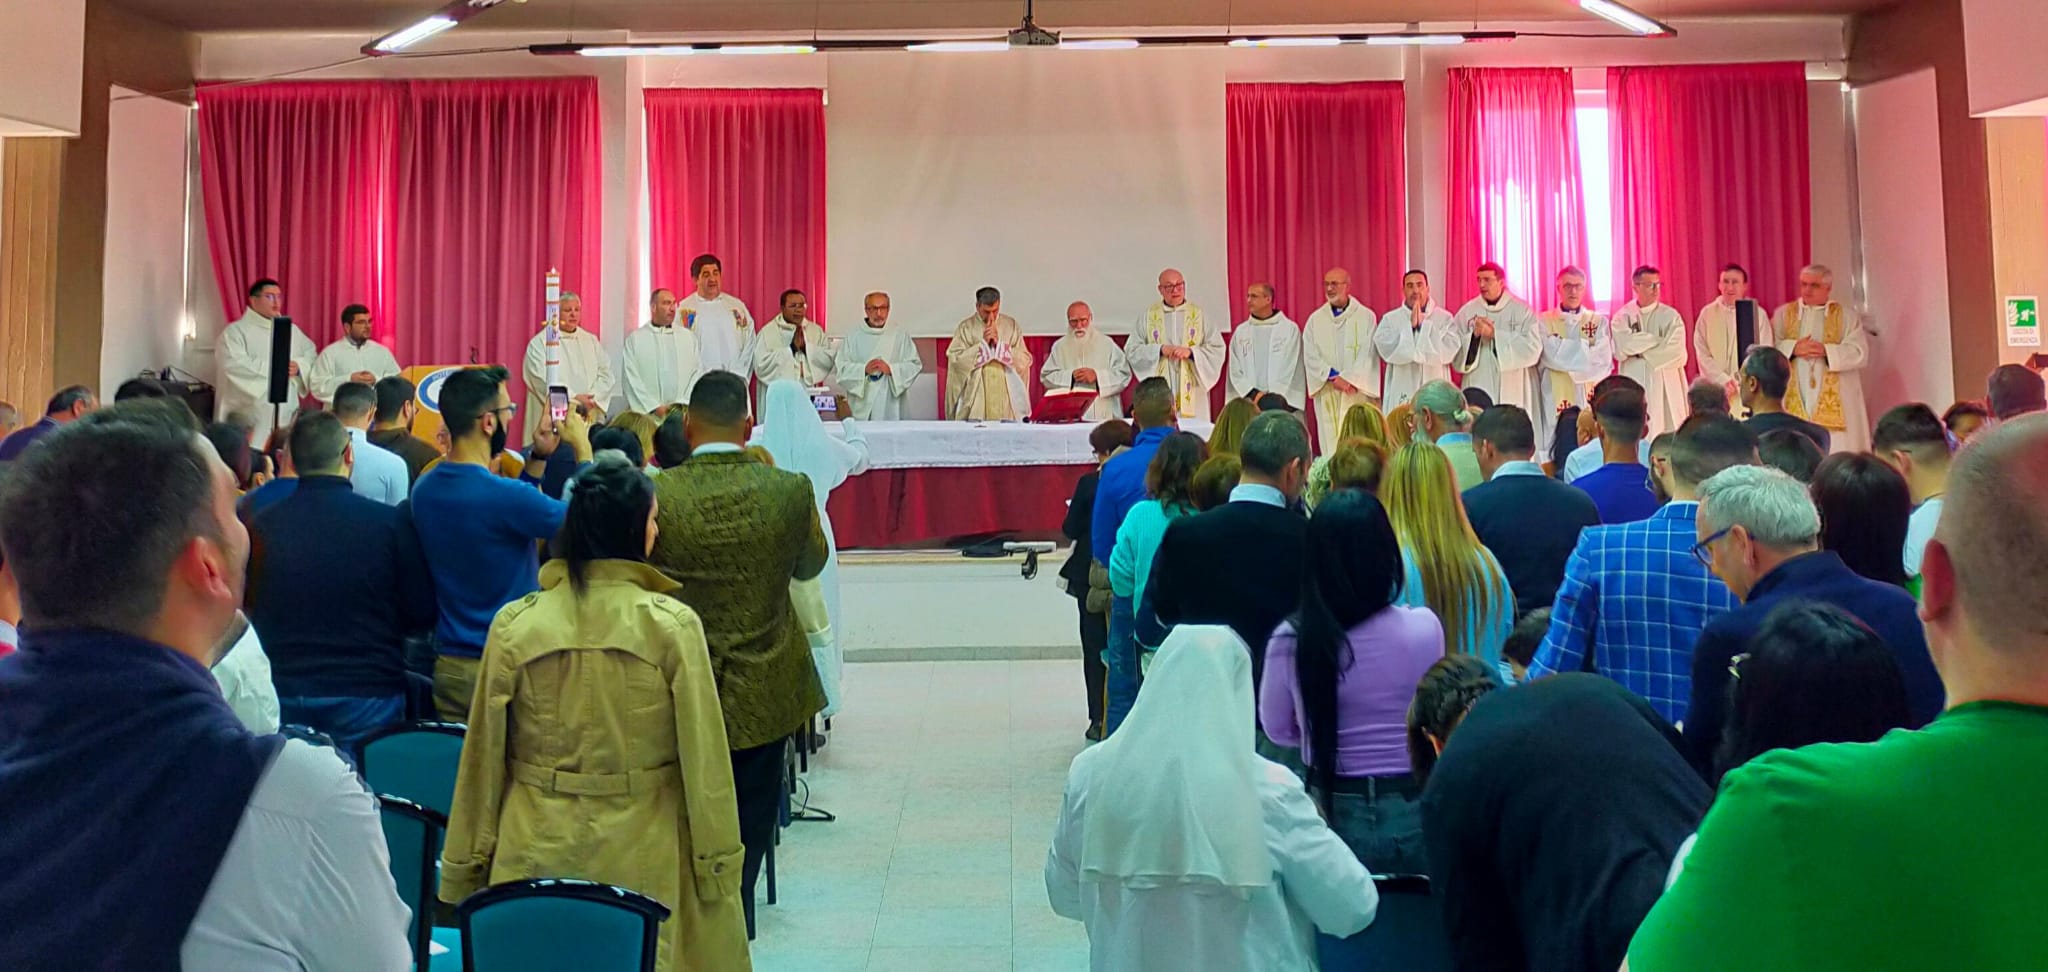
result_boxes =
[1262,490,1445,876]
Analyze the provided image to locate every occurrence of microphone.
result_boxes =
[469,346,480,364]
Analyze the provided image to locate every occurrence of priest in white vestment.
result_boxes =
[1610,266,1690,437]
[677,253,756,379]
[946,286,1033,421]
[1451,263,1545,414]
[308,303,400,406]
[622,288,703,411]
[1042,301,1135,421]
[835,291,923,421]
[1694,263,1776,402]
[1774,264,1870,453]
[751,289,836,415]
[521,292,615,439]
[1303,267,1384,448]
[1374,270,1460,410]
[1124,269,1226,421]
[217,277,315,446]
[1225,283,1305,410]
[1537,268,1616,453]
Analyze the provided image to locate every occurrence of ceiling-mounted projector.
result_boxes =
[1006,21,1061,47]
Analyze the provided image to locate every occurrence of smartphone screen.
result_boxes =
[811,393,837,413]
[549,385,570,423]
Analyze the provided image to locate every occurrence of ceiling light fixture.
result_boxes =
[1226,36,1343,48]
[363,0,508,55]
[1579,0,1675,36]
[907,40,1012,52]
[1058,39,1141,50]
[1365,34,1471,46]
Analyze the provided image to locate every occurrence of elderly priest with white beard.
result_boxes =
[1042,301,1135,421]
[218,277,316,447]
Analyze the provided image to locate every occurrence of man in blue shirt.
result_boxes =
[1562,375,1651,482]
[411,365,590,721]
[0,385,95,463]
[1574,385,1660,524]
[1087,377,1175,735]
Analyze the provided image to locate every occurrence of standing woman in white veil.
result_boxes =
[751,379,870,716]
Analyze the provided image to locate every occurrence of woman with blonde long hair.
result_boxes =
[1208,398,1256,456]
[609,410,660,469]
[1384,402,1416,449]
[1306,403,1390,508]
[1381,441,1515,670]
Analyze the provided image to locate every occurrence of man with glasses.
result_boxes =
[1529,413,1757,724]
[1611,265,1690,438]
[1679,464,1937,774]
[836,291,922,420]
[217,277,316,447]
[1126,268,1225,421]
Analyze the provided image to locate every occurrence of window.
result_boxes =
[1575,92,1615,307]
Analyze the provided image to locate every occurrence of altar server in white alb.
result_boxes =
[677,253,756,379]
[622,287,702,411]
[217,277,316,446]
[1042,301,1134,421]
[835,291,923,421]
[1537,267,1616,452]
[1452,263,1545,415]
[946,286,1033,421]
[1774,264,1870,453]
[521,292,614,438]
[1694,263,1775,402]
[1225,283,1305,411]
[751,288,836,414]
[1125,269,1226,421]
[1610,265,1690,437]
[1374,269,1460,410]
[308,303,401,407]
[1303,267,1383,448]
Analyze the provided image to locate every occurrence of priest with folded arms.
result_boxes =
[1452,263,1544,415]
[308,304,400,407]
[751,289,836,414]
[1042,301,1134,421]
[1774,264,1870,452]
[1694,263,1774,402]
[218,277,315,446]
[521,291,614,439]
[1536,267,1614,452]
[1611,266,1690,436]
[835,291,922,421]
[1304,267,1383,448]
[622,287,702,412]
[1125,268,1225,421]
[677,253,756,379]
[946,286,1033,421]
[1374,269,1459,410]
[1225,283,1305,411]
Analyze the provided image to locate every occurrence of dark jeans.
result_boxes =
[1076,598,1107,728]
[1310,777,1430,877]
[1104,596,1141,736]
[731,735,789,939]
[280,693,405,759]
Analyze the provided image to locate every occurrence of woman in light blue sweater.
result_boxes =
[1108,432,1208,670]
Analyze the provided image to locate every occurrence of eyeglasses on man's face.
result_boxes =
[1691,526,1732,567]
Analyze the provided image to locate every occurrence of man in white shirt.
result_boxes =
[751,289,836,415]
[834,291,923,421]
[1226,282,1305,411]
[1375,269,1459,411]
[1611,266,1691,437]
[1125,269,1226,421]
[1452,263,1544,418]
[623,287,702,412]
[1773,264,1871,453]
[1304,267,1383,448]
[1536,267,1615,456]
[332,381,409,505]
[677,253,756,380]
[308,304,401,407]
[1873,403,1951,579]
[521,292,614,439]
[1043,301,1136,421]
[218,277,316,447]
[1693,264,1774,404]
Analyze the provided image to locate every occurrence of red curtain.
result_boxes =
[645,88,827,329]
[1609,62,1811,371]
[1445,68,1587,308]
[1225,82,1407,418]
[196,82,399,347]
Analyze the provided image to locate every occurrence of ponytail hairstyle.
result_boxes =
[552,453,657,595]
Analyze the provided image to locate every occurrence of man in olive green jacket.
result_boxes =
[650,371,827,937]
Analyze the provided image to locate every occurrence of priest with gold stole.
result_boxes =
[1774,263,1869,453]
[217,276,316,446]
[1041,301,1134,421]
[1538,267,1615,453]
[521,291,614,439]
[1124,268,1225,421]
[946,286,1032,421]
[834,291,922,421]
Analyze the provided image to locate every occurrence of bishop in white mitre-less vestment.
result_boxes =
[1774,267,1870,453]
[219,304,316,447]
[835,301,923,421]
[1452,283,1545,414]
[1225,284,1305,410]
[1611,297,1690,437]
[1041,302,1134,421]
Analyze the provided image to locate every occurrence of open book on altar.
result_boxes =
[1033,387,1096,424]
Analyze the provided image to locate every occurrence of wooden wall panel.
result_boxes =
[1,137,64,414]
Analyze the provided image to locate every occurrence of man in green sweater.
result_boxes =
[1627,414,2048,970]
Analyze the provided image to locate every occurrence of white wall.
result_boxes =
[102,87,193,391]
[1853,68,1954,414]
[0,0,84,136]
[1963,0,2048,117]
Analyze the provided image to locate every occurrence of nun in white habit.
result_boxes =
[1045,625,1377,971]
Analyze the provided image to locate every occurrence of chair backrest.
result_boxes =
[1316,874,1452,972]
[362,721,466,817]
[457,879,671,972]
[378,795,448,972]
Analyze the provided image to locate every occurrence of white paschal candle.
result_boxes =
[543,268,562,387]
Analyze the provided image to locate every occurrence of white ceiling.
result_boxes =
[112,0,1888,35]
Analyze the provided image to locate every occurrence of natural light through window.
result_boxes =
[1576,98,1614,307]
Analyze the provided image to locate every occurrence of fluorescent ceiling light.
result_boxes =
[1226,36,1342,48]
[714,44,816,55]
[1364,34,1467,46]
[372,15,455,52]
[576,45,699,56]
[1579,0,1671,35]
[1059,38,1140,50]
[907,40,1011,52]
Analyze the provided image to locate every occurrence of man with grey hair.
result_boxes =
[521,290,614,439]
[946,285,1031,421]
[1413,380,1482,490]
[1771,263,1870,452]
[1682,463,1938,770]
[1629,418,2048,971]
[0,385,96,463]
[836,291,922,420]
[623,286,703,411]
[1687,377,1730,418]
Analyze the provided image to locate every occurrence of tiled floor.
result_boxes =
[748,660,1094,972]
